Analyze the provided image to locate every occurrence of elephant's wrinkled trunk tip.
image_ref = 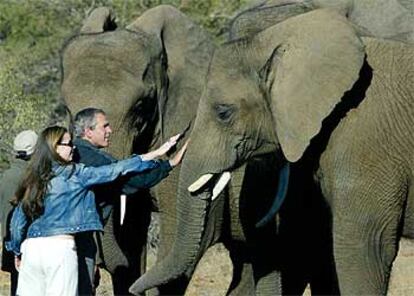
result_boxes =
[129,167,212,295]
[128,256,188,295]
[129,248,201,295]
[129,207,207,294]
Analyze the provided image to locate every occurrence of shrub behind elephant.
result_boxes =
[61,5,214,295]
[131,8,414,296]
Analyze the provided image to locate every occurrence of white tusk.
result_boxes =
[212,172,231,200]
[188,174,214,192]
[120,194,126,225]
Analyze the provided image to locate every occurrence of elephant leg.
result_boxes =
[228,263,255,296]
[226,241,255,296]
[328,171,406,295]
[226,241,282,296]
[249,225,282,296]
[253,252,282,296]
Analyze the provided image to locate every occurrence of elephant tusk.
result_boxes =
[188,173,214,192]
[212,172,231,200]
[120,194,126,225]
[256,162,290,228]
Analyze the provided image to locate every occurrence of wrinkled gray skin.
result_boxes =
[131,8,414,296]
[61,5,214,295]
[227,0,414,43]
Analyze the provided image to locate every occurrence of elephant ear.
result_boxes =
[227,0,314,40]
[126,5,215,140]
[80,7,117,34]
[255,9,364,162]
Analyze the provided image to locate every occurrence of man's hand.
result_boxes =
[169,139,189,167]
[14,256,21,272]
[141,134,180,161]
[157,134,181,157]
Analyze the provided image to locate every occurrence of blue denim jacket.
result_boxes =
[73,138,172,224]
[6,155,159,256]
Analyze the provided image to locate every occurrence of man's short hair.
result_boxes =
[73,107,106,137]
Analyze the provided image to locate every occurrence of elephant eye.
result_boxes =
[214,103,235,123]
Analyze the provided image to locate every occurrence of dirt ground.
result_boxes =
[1,239,413,296]
[184,239,414,296]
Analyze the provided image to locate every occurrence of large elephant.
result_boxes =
[131,8,414,296]
[60,5,215,294]
[227,0,414,43]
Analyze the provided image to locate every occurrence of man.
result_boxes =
[0,130,38,296]
[73,108,184,295]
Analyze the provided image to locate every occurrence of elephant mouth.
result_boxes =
[188,172,231,200]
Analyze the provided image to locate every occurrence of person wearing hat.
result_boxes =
[0,129,38,296]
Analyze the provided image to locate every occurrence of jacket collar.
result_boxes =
[73,138,98,150]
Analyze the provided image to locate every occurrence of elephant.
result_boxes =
[226,0,414,44]
[60,5,215,295]
[130,8,414,296]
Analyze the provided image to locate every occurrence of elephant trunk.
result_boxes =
[129,159,210,295]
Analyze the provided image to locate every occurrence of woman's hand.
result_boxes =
[169,139,189,167]
[14,256,21,272]
[157,134,181,157]
[141,134,180,161]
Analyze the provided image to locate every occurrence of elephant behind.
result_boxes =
[131,8,414,296]
[61,5,215,295]
[227,0,414,43]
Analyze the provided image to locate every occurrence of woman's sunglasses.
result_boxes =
[58,140,74,148]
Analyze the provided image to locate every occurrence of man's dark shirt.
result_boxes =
[73,138,171,224]
[73,138,172,295]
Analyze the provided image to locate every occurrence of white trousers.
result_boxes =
[17,236,78,296]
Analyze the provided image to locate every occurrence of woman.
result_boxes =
[6,126,186,296]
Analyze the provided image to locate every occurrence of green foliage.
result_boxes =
[0,0,250,167]
[180,0,250,38]
[0,51,52,161]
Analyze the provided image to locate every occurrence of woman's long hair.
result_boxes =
[13,126,72,220]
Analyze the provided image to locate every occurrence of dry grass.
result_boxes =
[0,270,10,296]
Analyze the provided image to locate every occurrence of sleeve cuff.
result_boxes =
[5,241,21,256]
[160,160,173,171]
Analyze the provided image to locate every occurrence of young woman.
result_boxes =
[6,126,186,296]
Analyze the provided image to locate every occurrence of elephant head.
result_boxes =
[130,8,365,295]
[61,5,214,293]
[62,5,214,158]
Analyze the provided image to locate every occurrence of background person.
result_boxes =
[72,107,184,295]
[6,125,186,296]
[0,130,38,296]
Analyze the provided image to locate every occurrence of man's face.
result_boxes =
[84,113,113,148]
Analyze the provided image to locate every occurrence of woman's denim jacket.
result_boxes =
[6,155,159,256]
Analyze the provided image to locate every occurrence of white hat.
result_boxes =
[13,130,38,156]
